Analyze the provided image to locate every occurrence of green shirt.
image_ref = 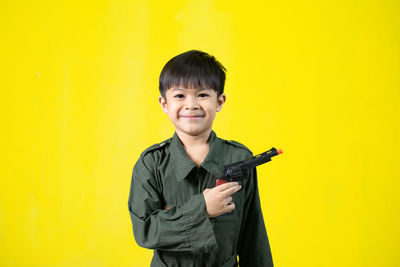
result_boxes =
[128,131,274,267]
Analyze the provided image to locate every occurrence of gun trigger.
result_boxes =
[237,181,243,191]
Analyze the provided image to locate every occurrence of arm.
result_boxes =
[237,168,274,267]
[128,155,218,254]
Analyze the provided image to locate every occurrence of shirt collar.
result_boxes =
[171,130,224,182]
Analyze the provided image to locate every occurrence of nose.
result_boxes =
[184,95,199,110]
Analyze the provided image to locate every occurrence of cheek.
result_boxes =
[168,106,180,118]
[209,111,216,121]
[205,103,217,114]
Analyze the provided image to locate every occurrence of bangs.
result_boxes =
[159,50,226,97]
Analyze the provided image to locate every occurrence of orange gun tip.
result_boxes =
[277,149,283,155]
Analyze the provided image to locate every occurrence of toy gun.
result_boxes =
[216,147,283,186]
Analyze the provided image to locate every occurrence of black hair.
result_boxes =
[159,50,226,98]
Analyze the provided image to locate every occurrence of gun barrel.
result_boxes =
[241,147,283,168]
[216,147,283,186]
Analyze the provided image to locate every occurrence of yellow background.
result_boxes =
[1,0,399,266]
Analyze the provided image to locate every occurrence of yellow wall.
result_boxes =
[1,0,399,266]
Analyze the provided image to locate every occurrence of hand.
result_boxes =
[203,182,241,218]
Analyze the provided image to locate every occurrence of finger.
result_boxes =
[223,196,233,205]
[225,202,235,213]
[220,184,241,198]
[215,182,239,192]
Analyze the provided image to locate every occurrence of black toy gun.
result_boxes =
[216,147,283,186]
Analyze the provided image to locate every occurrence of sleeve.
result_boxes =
[237,168,274,267]
[128,154,218,254]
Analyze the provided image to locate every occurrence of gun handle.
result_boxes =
[215,179,234,216]
[216,179,227,186]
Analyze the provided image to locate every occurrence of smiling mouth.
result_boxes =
[180,115,204,119]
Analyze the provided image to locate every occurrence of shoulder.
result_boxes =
[219,137,253,156]
[140,137,172,158]
[133,137,172,175]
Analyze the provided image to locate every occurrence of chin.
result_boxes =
[179,127,208,136]
[184,130,203,136]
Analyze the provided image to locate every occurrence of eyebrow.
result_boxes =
[171,87,212,91]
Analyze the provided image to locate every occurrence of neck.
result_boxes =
[175,129,212,148]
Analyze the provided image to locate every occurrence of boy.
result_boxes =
[128,50,274,266]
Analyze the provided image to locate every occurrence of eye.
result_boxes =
[174,94,184,99]
[198,93,209,98]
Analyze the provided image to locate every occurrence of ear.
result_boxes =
[158,96,168,113]
[216,93,226,112]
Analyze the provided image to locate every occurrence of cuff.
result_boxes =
[180,193,218,254]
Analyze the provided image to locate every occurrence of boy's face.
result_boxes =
[159,86,226,138]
